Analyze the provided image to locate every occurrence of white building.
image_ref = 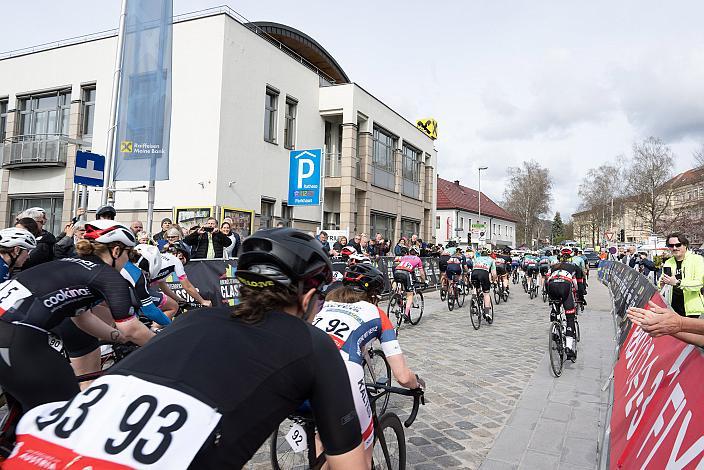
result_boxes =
[0,7,437,240]
[435,177,517,248]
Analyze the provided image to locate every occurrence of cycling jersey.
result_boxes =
[547,262,585,294]
[473,255,496,272]
[394,255,423,273]
[121,262,171,326]
[570,256,586,273]
[151,252,187,284]
[0,258,9,282]
[8,308,362,469]
[0,255,137,331]
[511,257,521,267]
[538,256,550,266]
[446,256,463,276]
[548,255,559,266]
[438,254,451,273]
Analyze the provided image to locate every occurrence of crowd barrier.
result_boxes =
[597,260,704,469]
[163,256,442,306]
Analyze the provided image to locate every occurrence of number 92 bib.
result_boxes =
[5,375,222,470]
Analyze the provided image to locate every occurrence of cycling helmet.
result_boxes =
[479,248,489,256]
[545,250,552,257]
[95,205,117,219]
[0,228,37,250]
[340,246,357,258]
[409,246,420,255]
[133,244,162,279]
[83,220,136,247]
[343,263,385,297]
[349,252,371,264]
[237,228,333,292]
[171,241,191,261]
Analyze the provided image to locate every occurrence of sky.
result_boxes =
[4,1,703,220]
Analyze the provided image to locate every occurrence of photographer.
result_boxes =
[183,217,231,259]
[659,232,704,317]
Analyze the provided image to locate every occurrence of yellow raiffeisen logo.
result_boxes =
[237,277,275,288]
[416,118,438,140]
[120,141,133,153]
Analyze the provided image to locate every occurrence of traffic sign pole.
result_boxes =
[80,185,89,220]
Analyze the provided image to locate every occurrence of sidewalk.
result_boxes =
[479,280,615,470]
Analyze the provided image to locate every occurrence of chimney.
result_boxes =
[454,180,460,186]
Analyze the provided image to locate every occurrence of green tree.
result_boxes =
[552,212,565,243]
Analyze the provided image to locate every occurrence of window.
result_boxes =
[284,97,297,150]
[0,99,7,141]
[323,211,340,230]
[372,126,396,190]
[281,202,293,227]
[82,87,96,139]
[10,195,63,235]
[260,199,274,228]
[460,216,464,230]
[370,212,395,242]
[264,87,278,143]
[401,218,420,239]
[18,90,71,137]
[401,143,422,198]
[435,216,440,229]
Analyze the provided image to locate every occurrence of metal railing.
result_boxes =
[325,152,342,177]
[2,134,68,168]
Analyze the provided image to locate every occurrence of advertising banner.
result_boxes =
[113,0,173,181]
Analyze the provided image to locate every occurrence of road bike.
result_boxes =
[364,347,392,416]
[446,274,465,311]
[387,280,424,335]
[541,276,548,303]
[469,282,493,330]
[528,274,539,299]
[439,274,448,302]
[548,299,580,377]
[511,267,519,285]
[270,382,425,469]
[522,271,529,293]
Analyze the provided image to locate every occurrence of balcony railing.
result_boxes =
[2,134,68,168]
[325,152,342,177]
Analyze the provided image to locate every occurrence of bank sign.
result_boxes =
[288,149,322,206]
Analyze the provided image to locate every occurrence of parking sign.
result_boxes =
[288,149,322,206]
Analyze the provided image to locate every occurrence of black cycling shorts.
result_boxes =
[471,269,491,293]
[547,281,575,314]
[446,264,462,279]
[53,317,100,358]
[526,266,539,276]
[393,270,415,292]
[438,262,448,273]
[539,265,550,275]
[496,265,507,276]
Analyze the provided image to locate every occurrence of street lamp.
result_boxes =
[478,166,488,242]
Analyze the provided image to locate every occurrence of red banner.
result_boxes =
[610,293,704,469]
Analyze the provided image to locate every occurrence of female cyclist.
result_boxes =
[0,228,36,281]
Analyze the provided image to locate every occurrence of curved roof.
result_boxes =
[249,21,350,84]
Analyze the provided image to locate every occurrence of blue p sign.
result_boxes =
[288,149,322,206]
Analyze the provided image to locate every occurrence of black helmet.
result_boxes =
[343,263,385,296]
[96,205,117,219]
[238,228,332,292]
[171,240,191,261]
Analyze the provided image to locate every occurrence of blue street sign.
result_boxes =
[288,149,322,206]
[74,151,106,187]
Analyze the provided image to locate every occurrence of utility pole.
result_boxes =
[478,166,487,245]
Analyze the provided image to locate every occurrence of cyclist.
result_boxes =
[510,251,521,282]
[0,221,155,412]
[471,247,496,321]
[7,228,367,469]
[571,248,589,295]
[546,248,585,360]
[315,263,424,464]
[438,248,451,292]
[0,228,36,281]
[498,249,512,292]
[151,240,212,313]
[348,252,371,266]
[538,250,551,291]
[128,244,172,327]
[494,254,508,293]
[446,250,464,295]
[523,252,539,293]
[392,246,427,321]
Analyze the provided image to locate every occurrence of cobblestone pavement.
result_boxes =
[248,281,562,469]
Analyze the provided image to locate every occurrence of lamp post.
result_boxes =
[478,166,488,243]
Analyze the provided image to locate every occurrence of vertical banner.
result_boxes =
[113,0,172,181]
[288,149,322,206]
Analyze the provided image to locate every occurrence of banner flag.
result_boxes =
[113,0,173,181]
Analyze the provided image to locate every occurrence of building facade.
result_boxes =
[435,177,517,248]
[0,7,436,240]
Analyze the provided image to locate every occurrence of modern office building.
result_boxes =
[0,6,437,240]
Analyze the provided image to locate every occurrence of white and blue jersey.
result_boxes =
[120,262,171,326]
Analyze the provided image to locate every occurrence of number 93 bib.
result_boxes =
[5,375,222,469]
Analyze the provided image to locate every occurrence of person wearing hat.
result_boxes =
[95,205,116,220]
[152,217,173,244]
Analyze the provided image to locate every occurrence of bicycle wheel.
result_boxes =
[542,287,547,303]
[457,285,465,307]
[494,286,501,305]
[387,295,403,335]
[408,290,424,325]
[270,417,319,470]
[365,349,392,416]
[486,297,494,324]
[548,321,564,377]
[447,287,455,311]
[372,412,406,470]
[470,297,481,330]
[439,284,447,301]
[575,319,581,343]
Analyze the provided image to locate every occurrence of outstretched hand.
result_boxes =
[627,301,683,337]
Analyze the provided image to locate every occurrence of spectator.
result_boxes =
[15,217,40,238]
[17,207,55,269]
[54,221,86,258]
[367,238,378,258]
[623,246,638,268]
[130,220,144,236]
[153,218,173,243]
[394,238,407,256]
[628,301,704,347]
[316,231,334,256]
[95,205,116,220]
[136,231,151,245]
[638,251,655,280]
[659,232,704,317]
[275,221,285,228]
[375,233,390,257]
[349,234,362,253]
[220,222,240,258]
[221,217,241,257]
[333,236,348,253]
[183,217,232,259]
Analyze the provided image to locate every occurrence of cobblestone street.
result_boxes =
[249,279,614,469]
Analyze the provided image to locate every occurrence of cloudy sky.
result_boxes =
[5,1,703,219]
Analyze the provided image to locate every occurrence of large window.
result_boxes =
[0,99,8,141]
[371,212,395,243]
[18,90,71,137]
[281,202,293,227]
[260,199,275,228]
[264,87,278,143]
[284,97,297,150]
[10,195,63,235]
[323,211,340,230]
[401,218,420,239]
[401,143,421,199]
[372,126,396,190]
[82,87,96,139]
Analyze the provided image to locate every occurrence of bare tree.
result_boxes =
[577,162,622,246]
[694,144,704,168]
[623,137,675,234]
[503,160,552,247]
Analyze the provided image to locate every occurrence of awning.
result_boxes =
[496,244,513,251]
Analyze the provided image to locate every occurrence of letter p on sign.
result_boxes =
[298,159,314,188]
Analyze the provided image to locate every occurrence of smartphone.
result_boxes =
[70,215,80,224]
[663,267,672,277]
[203,226,214,232]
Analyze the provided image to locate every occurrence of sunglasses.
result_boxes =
[667,243,683,248]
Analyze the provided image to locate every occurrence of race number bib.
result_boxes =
[9,375,222,469]
[0,279,32,315]
[285,422,307,453]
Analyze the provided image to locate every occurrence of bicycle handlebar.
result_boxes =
[365,383,425,427]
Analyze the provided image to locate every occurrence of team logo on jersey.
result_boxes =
[42,287,92,309]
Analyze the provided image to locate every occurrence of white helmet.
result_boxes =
[0,228,37,250]
[350,252,371,264]
[133,244,162,279]
[83,220,136,247]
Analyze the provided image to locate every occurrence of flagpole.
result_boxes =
[101,0,128,205]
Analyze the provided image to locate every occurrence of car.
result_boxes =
[583,251,601,268]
